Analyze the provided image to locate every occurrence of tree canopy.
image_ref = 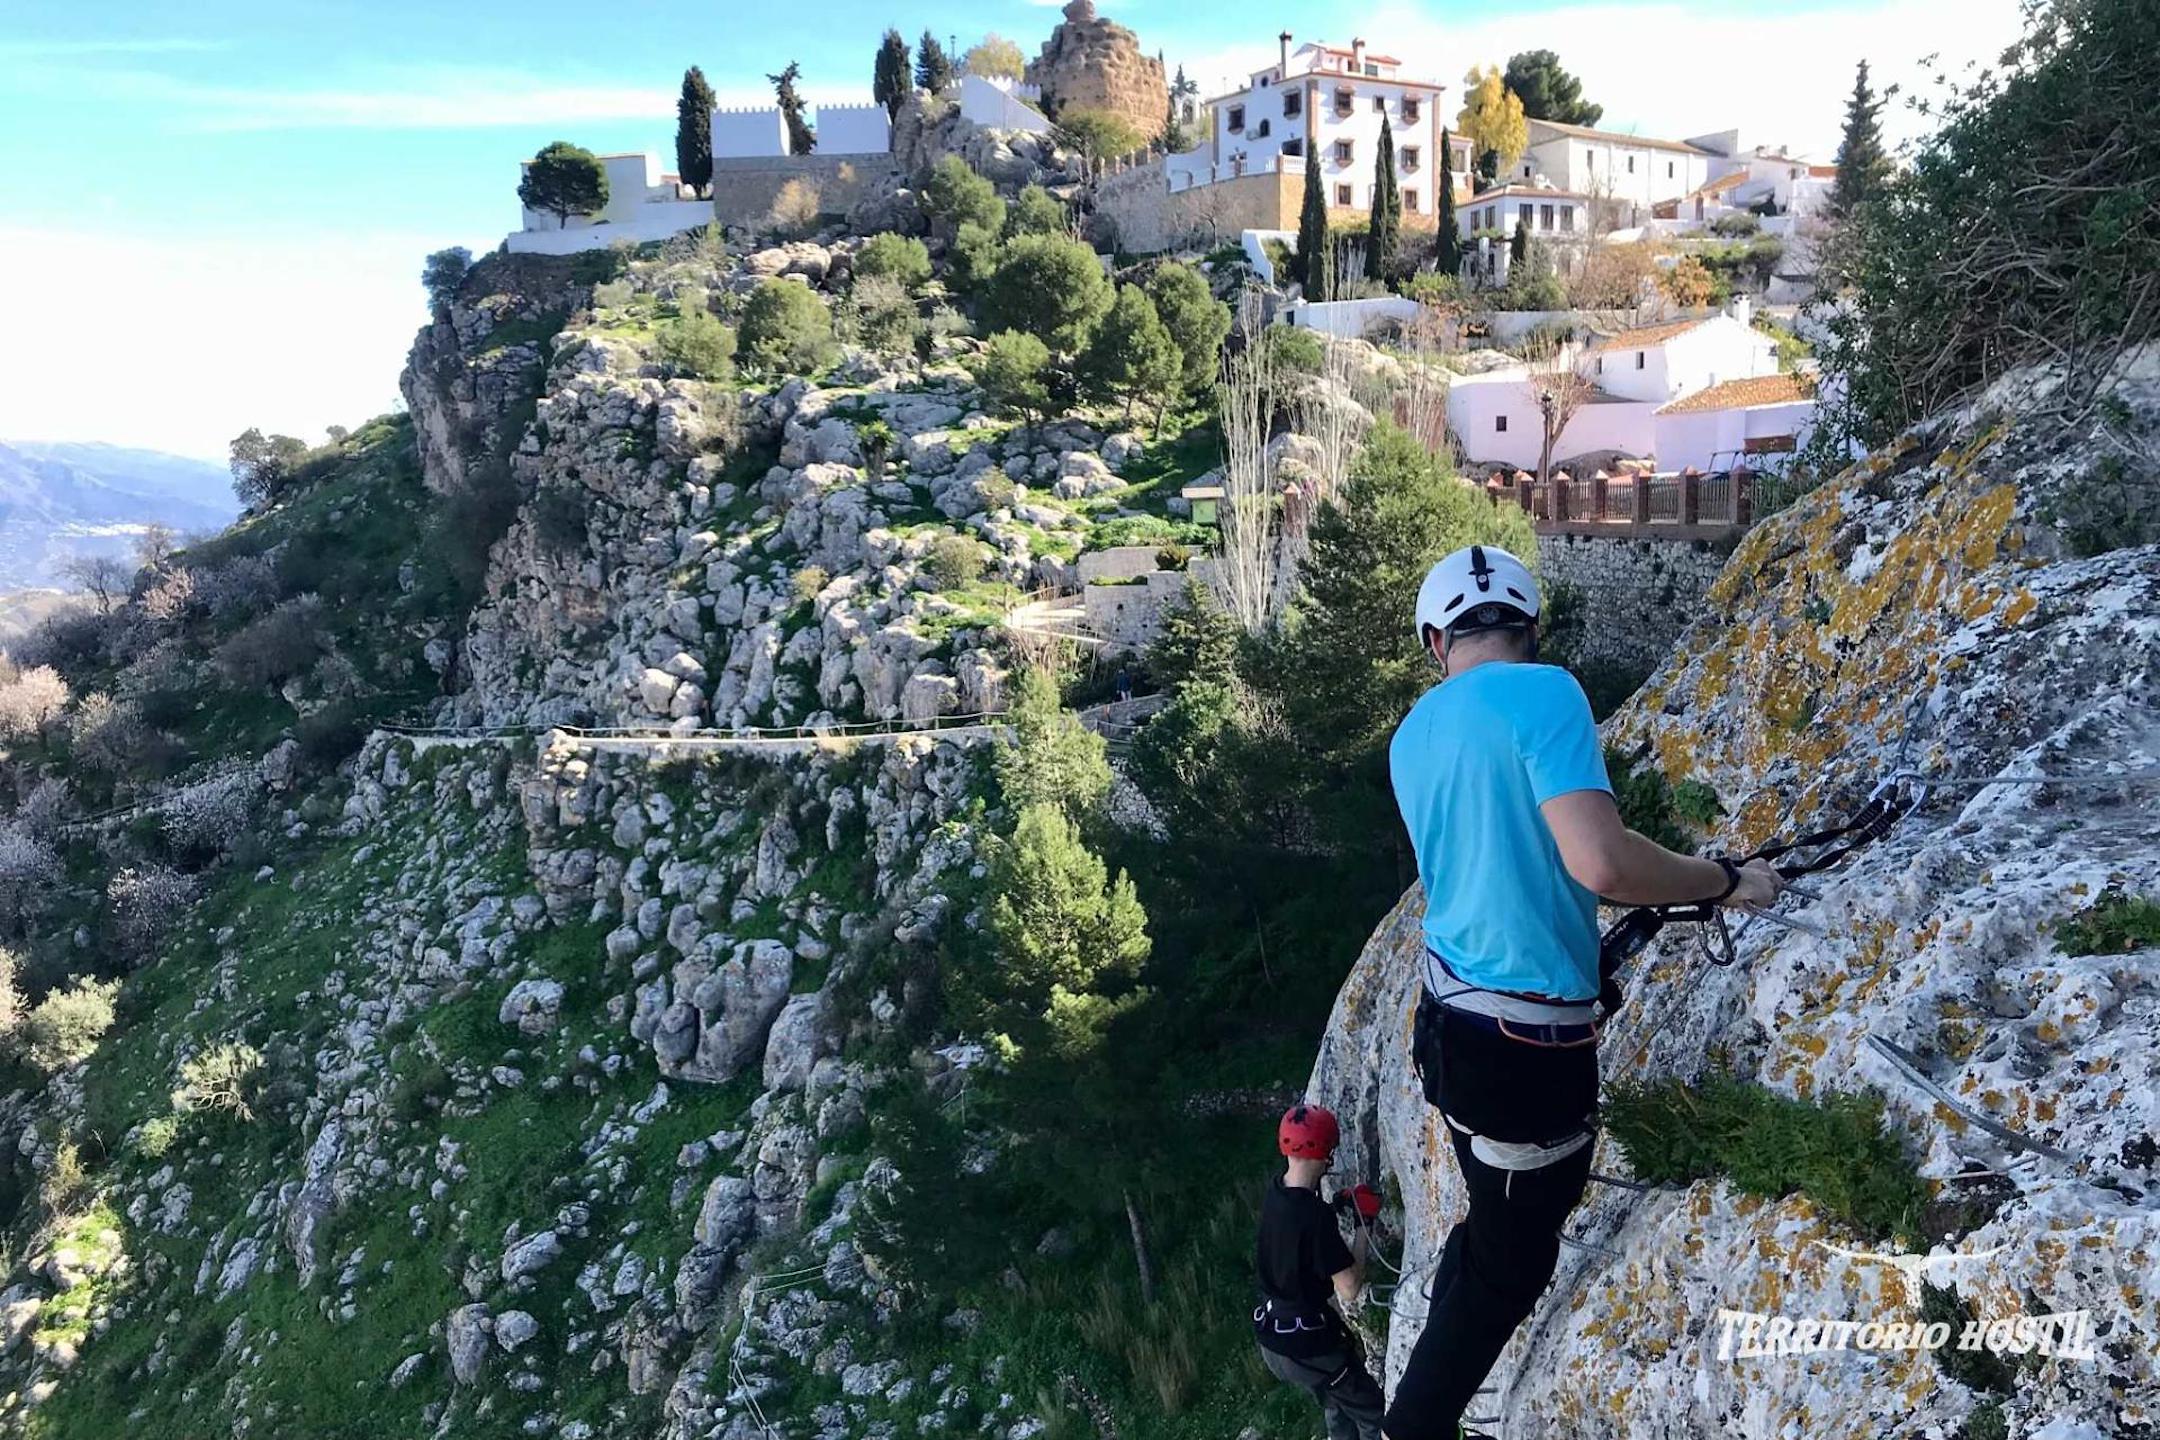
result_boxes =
[1831,60,1890,217]
[964,34,1026,82]
[1457,67,1528,182]
[1081,284,1182,424]
[874,30,913,120]
[1502,50,1602,126]
[517,141,608,224]
[915,31,956,93]
[675,67,716,195]
[983,233,1114,354]
[769,62,814,153]
[420,247,470,311]
[1144,261,1231,396]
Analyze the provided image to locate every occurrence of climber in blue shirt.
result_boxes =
[1381,545,1782,1440]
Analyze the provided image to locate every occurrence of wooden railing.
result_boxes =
[1496,471,1757,540]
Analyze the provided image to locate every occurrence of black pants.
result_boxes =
[1260,1340,1387,1440]
[1386,1002,1595,1440]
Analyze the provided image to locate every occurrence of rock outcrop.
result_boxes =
[1025,0,1167,143]
[1312,353,2160,1437]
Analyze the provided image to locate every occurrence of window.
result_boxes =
[1559,205,1574,233]
[1668,161,1675,178]
[1283,138,1303,157]
[1335,183,1353,206]
[1255,119,1271,138]
[1401,146,1421,172]
[1404,98,1421,123]
[1495,415,1509,433]
[1334,88,1355,115]
[1595,357,1604,374]
[1585,149,1595,169]
[1540,203,1554,230]
[1373,95,1386,113]
[1635,352,1646,370]
[1404,188,1420,211]
[1334,139,1354,164]
[1627,155,1636,173]
[1485,206,1498,230]
[1284,91,1301,117]
[1228,105,1245,132]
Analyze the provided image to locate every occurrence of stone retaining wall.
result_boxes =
[1094,163,1298,255]
[1539,531,1731,678]
[709,154,900,230]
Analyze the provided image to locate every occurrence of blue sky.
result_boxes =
[0,0,2021,459]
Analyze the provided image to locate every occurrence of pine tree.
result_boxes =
[1366,113,1402,282]
[1296,151,1331,300]
[1436,127,1462,277]
[674,67,716,196]
[916,31,955,93]
[1832,60,1890,217]
[874,30,913,119]
[518,141,609,226]
[769,62,814,154]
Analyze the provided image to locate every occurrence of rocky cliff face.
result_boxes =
[1312,353,2160,1437]
[1025,0,1167,143]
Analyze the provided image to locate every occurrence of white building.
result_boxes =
[509,151,711,255]
[1517,119,1715,218]
[955,74,1055,135]
[1446,305,1800,470]
[1205,35,1470,218]
[1457,183,1589,241]
[1686,131,1837,217]
[1653,374,1816,473]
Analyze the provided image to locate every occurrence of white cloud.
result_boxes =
[0,226,431,459]
[1179,0,2025,158]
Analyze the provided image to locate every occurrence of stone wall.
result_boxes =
[1538,531,1731,678]
[1094,163,1298,255]
[709,154,900,230]
[1026,0,1166,139]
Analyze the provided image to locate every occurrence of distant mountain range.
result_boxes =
[0,440,240,590]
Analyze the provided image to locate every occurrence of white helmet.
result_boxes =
[1415,545,1540,650]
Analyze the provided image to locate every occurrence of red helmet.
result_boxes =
[1278,1103,1341,1160]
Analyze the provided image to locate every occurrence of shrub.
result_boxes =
[140,567,197,624]
[739,279,836,376]
[1006,185,1069,238]
[1145,261,1232,396]
[19,978,120,1074]
[172,1042,265,1123]
[1605,747,1695,852]
[66,691,150,774]
[161,767,256,857]
[591,278,635,308]
[133,1113,180,1161]
[1604,1068,1925,1240]
[214,593,327,689]
[983,233,1114,354]
[948,221,1005,295]
[854,233,933,289]
[969,331,1054,426]
[922,155,1006,236]
[0,665,69,739]
[1709,212,1761,237]
[846,276,924,357]
[1263,325,1325,375]
[922,534,986,591]
[654,309,739,380]
[791,565,830,602]
[2053,888,2160,956]
[768,177,823,237]
[0,826,60,929]
[109,864,199,958]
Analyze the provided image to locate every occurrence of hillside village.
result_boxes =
[0,1,2151,1438]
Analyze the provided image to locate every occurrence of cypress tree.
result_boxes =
[874,29,913,120]
[1366,113,1402,282]
[1436,127,1462,278]
[1510,214,1531,265]
[1831,60,1890,216]
[916,32,955,93]
[1296,150,1331,300]
[769,62,814,154]
[675,67,716,196]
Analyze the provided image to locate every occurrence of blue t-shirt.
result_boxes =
[1388,662,1612,1002]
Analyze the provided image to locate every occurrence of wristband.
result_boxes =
[1708,857,1741,904]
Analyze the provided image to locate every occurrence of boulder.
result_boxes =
[446,1304,492,1384]
[497,977,565,1036]
[500,1230,563,1285]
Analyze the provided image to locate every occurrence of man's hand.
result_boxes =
[1720,859,1785,912]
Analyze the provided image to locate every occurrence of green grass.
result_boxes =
[1604,1069,1928,1241]
[2053,888,2160,956]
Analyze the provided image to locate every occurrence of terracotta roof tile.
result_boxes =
[1655,374,1814,414]
[1585,318,1713,353]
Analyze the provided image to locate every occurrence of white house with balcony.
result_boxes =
[1204,34,1471,219]
[1458,183,1589,242]
[1446,301,1803,471]
[508,151,711,255]
[1515,119,1715,219]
